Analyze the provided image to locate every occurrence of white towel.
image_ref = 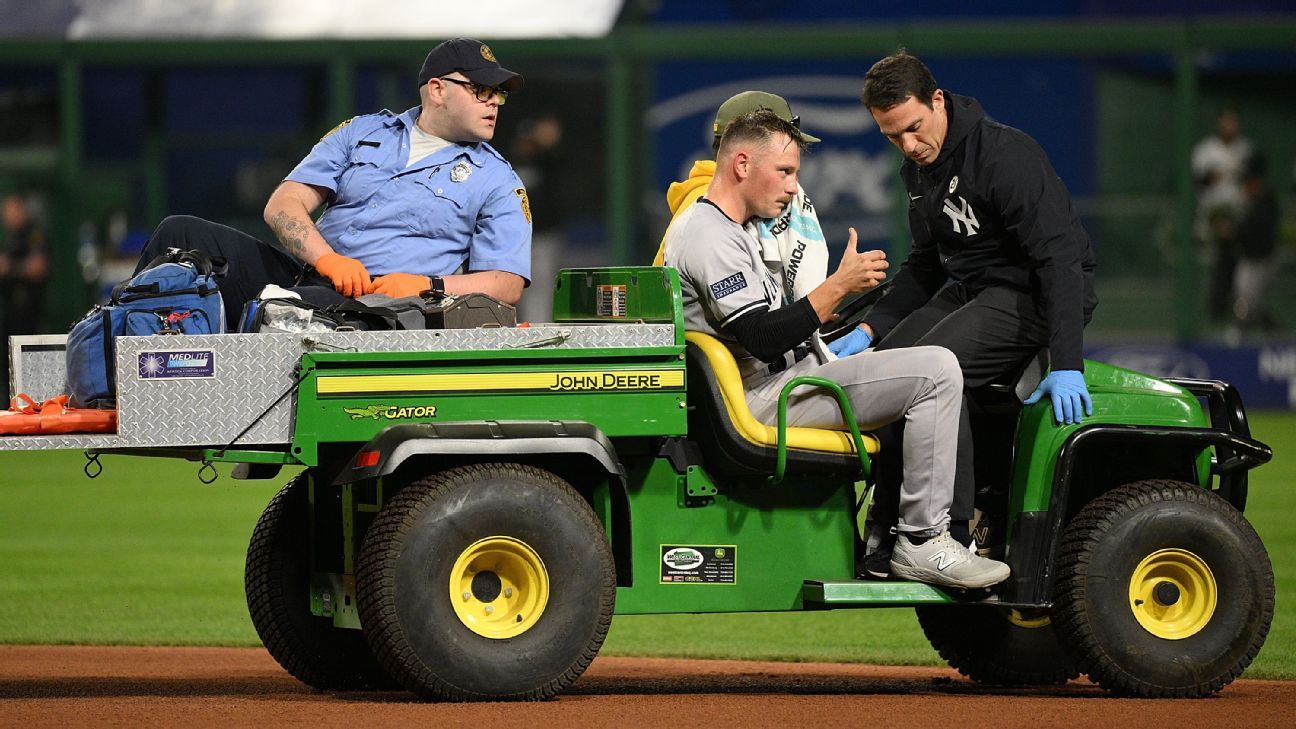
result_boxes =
[749,184,832,361]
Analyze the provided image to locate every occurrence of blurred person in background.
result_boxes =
[1,193,50,404]
[132,38,532,326]
[1228,153,1279,338]
[511,111,574,322]
[1192,107,1252,322]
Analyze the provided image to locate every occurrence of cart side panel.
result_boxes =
[3,325,677,452]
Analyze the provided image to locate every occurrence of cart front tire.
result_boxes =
[357,463,615,701]
[1053,479,1274,698]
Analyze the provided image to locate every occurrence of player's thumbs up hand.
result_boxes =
[832,227,888,293]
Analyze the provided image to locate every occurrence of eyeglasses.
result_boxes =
[439,77,508,105]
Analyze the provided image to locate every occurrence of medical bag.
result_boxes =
[65,248,226,408]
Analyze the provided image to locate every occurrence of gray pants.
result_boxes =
[745,346,962,537]
[1233,256,1275,323]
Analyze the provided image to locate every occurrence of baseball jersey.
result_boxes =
[286,106,532,282]
[664,198,820,385]
[1191,133,1252,216]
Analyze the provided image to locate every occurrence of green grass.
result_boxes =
[1242,412,1296,679]
[601,609,938,666]
[0,455,282,645]
[1,412,1293,677]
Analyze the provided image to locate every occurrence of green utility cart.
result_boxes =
[1,266,1274,701]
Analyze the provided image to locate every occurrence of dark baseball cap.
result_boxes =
[417,38,524,93]
[713,91,820,145]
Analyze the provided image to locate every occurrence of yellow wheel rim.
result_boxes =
[449,536,549,640]
[1128,548,1217,640]
[1007,609,1052,629]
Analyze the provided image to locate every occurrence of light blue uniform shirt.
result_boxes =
[286,107,531,282]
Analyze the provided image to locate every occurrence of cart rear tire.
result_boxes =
[916,605,1079,686]
[245,473,393,690]
[357,463,616,701]
[1053,479,1274,697]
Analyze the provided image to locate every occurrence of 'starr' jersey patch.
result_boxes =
[710,272,747,300]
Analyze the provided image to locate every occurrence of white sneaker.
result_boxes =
[890,529,1010,589]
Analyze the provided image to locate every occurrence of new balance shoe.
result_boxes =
[857,521,896,580]
[889,529,1010,589]
[971,509,1006,560]
[858,542,894,580]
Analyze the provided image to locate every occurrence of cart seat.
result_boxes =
[684,331,878,477]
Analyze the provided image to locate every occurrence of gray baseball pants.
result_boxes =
[745,345,962,537]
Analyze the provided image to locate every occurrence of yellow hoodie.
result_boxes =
[652,159,715,266]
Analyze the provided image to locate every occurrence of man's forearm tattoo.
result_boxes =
[267,211,311,260]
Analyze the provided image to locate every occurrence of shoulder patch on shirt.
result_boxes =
[514,188,532,225]
[321,117,354,141]
[709,272,748,300]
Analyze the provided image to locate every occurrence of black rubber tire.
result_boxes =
[916,605,1079,686]
[1053,479,1274,698]
[245,474,394,691]
[357,463,616,701]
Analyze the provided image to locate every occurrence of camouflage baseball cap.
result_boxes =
[712,91,820,144]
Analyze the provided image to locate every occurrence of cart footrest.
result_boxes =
[802,580,1040,608]
[802,580,956,606]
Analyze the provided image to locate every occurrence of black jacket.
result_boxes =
[864,92,1097,371]
[1237,187,1278,259]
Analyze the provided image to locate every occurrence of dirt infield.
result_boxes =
[1,646,1292,729]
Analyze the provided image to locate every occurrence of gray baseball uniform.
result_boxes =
[666,198,817,383]
[664,198,961,535]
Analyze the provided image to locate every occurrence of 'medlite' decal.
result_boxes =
[138,350,214,379]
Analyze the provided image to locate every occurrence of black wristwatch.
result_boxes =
[428,275,446,296]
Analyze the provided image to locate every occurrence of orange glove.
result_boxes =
[314,252,371,298]
[369,273,432,298]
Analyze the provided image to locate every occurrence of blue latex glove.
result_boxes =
[828,326,873,358]
[1023,369,1093,425]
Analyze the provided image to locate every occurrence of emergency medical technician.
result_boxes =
[663,109,1009,590]
[134,38,532,325]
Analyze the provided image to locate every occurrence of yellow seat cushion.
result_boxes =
[685,331,880,456]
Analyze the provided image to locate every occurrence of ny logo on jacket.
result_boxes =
[896,92,1094,299]
[864,91,1099,374]
[942,196,979,236]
